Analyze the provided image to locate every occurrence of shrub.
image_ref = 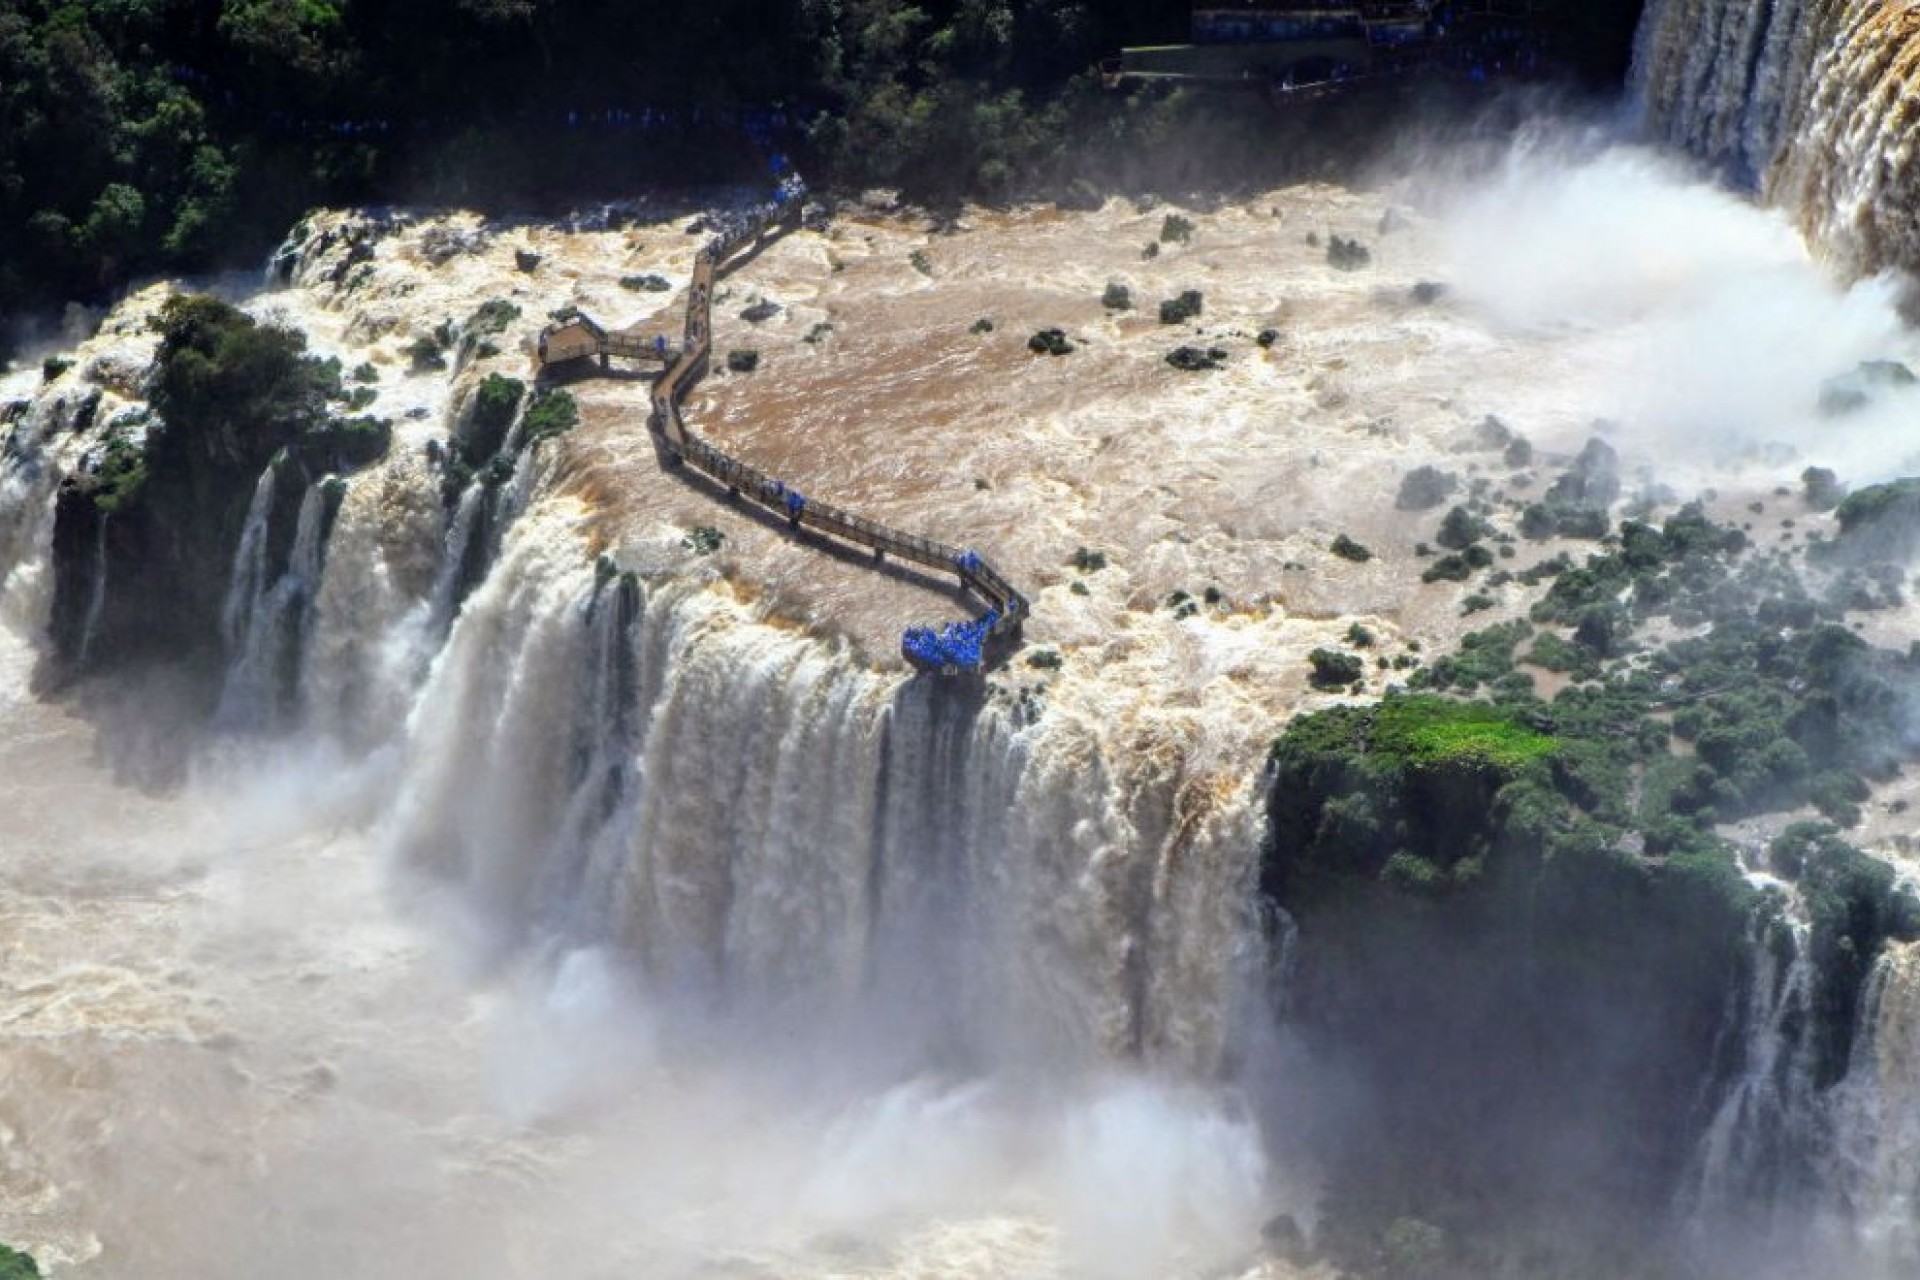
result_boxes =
[1308,647,1365,688]
[1330,533,1373,562]
[522,388,578,441]
[1803,466,1844,512]
[726,348,760,373]
[1159,214,1193,244]
[1396,465,1456,511]
[1158,290,1203,324]
[1834,477,1920,559]
[459,372,523,465]
[682,525,724,554]
[1326,235,1371,270]
[41,355,72,381]
[1101,282,1132,311]
[1165,345,1225,371]
[908,248,932,275]
[407,332,449,373]
[1027,328,1073,356]
[1436,504,1490,550]
[969,317,995,334]
[323,414,392,469]
[618,273,672,292]
[1071,546,1107,572]
[1421,554,1473,583]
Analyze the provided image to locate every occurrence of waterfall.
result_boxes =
[386,504,1263,1078]
[0,431,58,636]
[74,515,109,669]
[221,468,277,655]
[1767,1,1920,278]
[1819,944,1920,1277]
[1678,904,1920,1277]
[425,480,486,636]
[216,479,336,731]
[1680,908,1822,1237]
[1632,0,1824,187]
[1634,0,1920,276]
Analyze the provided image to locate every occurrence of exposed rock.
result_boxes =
[1158,290,1204,324]
[1165,345,1227,371]
[1027,328,1074,357]
[420,223,489,265]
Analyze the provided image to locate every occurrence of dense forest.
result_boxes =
[1,0,1183,325]
[1,0,1644,338]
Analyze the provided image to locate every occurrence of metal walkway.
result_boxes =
[538,179,1028,670]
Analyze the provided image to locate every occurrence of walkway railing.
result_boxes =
[538,177,1028,671]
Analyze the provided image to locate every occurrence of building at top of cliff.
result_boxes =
[1191,3,1435,47]
[1188,2,1548,47]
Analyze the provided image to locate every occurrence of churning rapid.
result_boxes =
[6,14,1920,1279]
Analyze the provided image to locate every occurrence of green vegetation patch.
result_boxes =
[459,372,524,467]
[1832,476,1920,560]
[1371,697,1557,771]
[522,388,578,442]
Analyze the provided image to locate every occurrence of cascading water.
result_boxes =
[1680,907,1822,1248]
[221,468,277,657]
[1634,0,1920,276]
[425,480,486,636]
[216,478,337,731]
[74,516,109,670]
[1768,1,1920,278]
[1632,0,1825,186]
[1822,943,1920,1278]
[387,502,1263,1078]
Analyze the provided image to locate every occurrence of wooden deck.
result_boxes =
[537,191,1030,652]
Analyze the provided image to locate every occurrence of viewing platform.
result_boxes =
[537,175,1028,674]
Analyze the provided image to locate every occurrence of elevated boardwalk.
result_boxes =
[538,180,1028,671]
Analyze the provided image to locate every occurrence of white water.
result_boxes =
[1635,0,1920,277]
[216,479,333,731]
[8,101,1920,1275]
[73,517,107,671]
[1822,944,1920,1278]
[219,468,276,654]
[1681,911,1820,1246]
